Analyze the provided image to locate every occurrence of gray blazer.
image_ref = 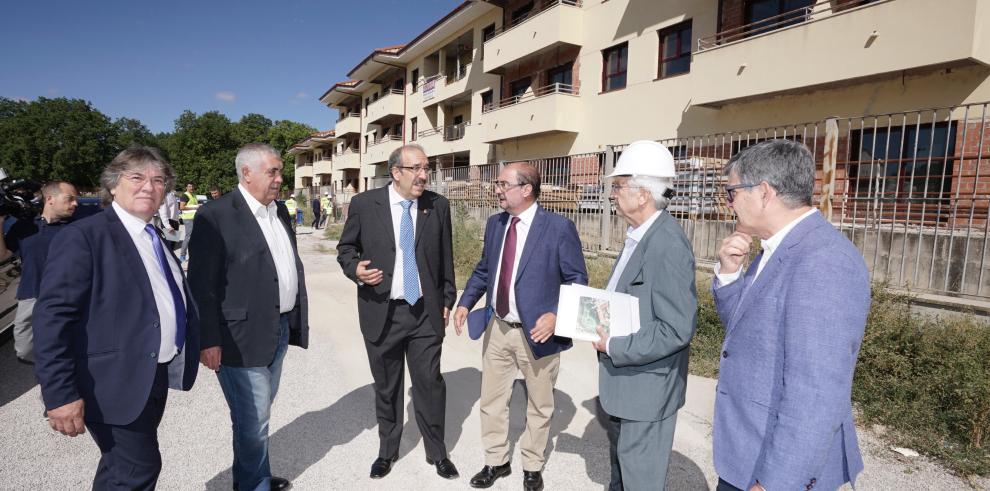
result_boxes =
[598,211,698,422]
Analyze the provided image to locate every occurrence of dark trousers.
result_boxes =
[363,299,447,461]
[311,210,321,228]
[717,478,745,491]
[87,363,169,491]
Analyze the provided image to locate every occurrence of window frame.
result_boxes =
[601,42,628,93]
[657,20,692,80]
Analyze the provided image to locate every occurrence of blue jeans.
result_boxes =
[217,315,289,491]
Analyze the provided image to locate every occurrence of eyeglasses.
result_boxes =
[494,181,525,190]
[610,184,643,192]
[725,182,759,203]
[123,173,167,188]
[397,165,430,174]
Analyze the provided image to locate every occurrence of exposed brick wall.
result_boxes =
[719,0,747,40]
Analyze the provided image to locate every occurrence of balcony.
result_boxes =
[313,159,333,175]
[366,89,405,125]
[479,84,579,143]
[692,0,990,107]
[417,122,471,155]
[483,0,584,74]
[365,135,404,165]
[334,149,361,170]
[421,64,483,108]
[295,164,313,178]
[335,113,361,136]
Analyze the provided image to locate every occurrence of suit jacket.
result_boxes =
[712,210,870,491]
[598,211,697,422]
[337,186,456,341]
[188,191,309,367]
[33,207,200,425]
[458,205,588,359]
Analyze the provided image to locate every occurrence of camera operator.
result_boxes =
[10,181,78,364]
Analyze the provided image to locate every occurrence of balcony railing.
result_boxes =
[697,0,877,50]
[446,63,470,83]
[338,112,360,121]
[483,83,578,113]
[418,121,470,141]
[335,147,360,157]
[368,134,403,147]
[484,0,582,41]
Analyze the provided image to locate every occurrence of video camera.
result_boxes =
[0,169,41,220]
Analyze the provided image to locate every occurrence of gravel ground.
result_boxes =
[0,225,985,490]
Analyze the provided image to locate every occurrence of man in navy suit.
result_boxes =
[34,146,199,490]
[454,163,588,491]
[712,140,871,491]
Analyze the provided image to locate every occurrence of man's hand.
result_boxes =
[200,346,222,371]
[530,313,557,343]
[443,307,449,326]
[591,326,609,353]
[355,260,383,285]
[717,231,753,275]
[749,483,766,491]
[452,306,468,336]
[48,399,85,437]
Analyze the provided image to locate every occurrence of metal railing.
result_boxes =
[482,83,578,113]
[484,0,583,42]
[335,146,360,156]
[697,0,883,50]
[368,134,403,147]
[338,112,360,121]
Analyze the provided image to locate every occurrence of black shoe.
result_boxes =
[469,463,511,488]
[370,457,395,479]
[233,477,291,491]
[16,357,33,365]
[523,470,544,491]
[426,457,459,480]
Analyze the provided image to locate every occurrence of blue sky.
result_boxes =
[0,0,462,133]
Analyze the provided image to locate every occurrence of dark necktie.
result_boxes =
[496,216,520,318]
[144,224,187,351]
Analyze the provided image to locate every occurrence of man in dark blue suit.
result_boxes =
[454,163,588,491]
[34,147,199,490]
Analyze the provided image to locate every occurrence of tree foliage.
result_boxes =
[0,97,317,195]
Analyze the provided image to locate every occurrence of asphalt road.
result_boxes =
[0,226,984,490]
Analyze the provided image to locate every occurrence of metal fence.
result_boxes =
[419,101,990,300]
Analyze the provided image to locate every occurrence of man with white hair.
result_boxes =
[592,140,698,490]
[189,143,308,491]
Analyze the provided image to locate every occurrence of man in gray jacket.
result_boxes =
[593,141,697,490]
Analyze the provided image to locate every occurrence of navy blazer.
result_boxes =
[712,211,870,491]
[458,205,588,359]
[34,207,200,426]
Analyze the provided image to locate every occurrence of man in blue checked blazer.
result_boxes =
[712,140,871,491]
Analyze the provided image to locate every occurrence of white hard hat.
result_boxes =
[607,140,676,178]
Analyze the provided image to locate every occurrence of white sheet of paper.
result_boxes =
[555,284,640,342]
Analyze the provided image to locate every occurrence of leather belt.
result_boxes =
[498,318,523,329]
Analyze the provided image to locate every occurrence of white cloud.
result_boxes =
[46,88,59,96]
[295,91,308,99]
[215,91,236,102]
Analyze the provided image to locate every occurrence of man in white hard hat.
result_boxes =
[592,140,698,491]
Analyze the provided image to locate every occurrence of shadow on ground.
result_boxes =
[0,338,39,408]
[555,398,709,490]
[205,367,481,489]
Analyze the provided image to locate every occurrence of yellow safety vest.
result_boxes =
[320,196,330,211]
[285,198,297,216]
[180,192,199,221]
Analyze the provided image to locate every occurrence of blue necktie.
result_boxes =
[400,200,421,304]
[144,224,187,351]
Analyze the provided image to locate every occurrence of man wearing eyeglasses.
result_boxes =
[337,143,459,481]
[591,140,697,491]
[712,139,870,491]
[34,147,200,489]
[453,162,587,491]
[189,143,308,491]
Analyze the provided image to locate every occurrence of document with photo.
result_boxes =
[556,284,640,342]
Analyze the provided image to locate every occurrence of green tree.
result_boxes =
[233,113,273,147]
[267,119,317,192]
[160,110,238,193]
[111,117,158,152]
[0,97,116,188]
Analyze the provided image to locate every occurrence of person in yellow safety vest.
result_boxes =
[319,193,330,227]
[285,195,298,231]
[178,183,199,262]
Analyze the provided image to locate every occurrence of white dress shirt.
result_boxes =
[492,202,538,323]
[604,210,662,355]
[388,184,423,300]
[237,185,298,313]
[714,208,818,286]
[157,192,179,229]
[112,202,185,363]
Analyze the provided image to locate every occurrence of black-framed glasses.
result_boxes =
[610,183,643,193]
[494,180,525,190]
[398,165,430,174]
[725,183,759,203]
